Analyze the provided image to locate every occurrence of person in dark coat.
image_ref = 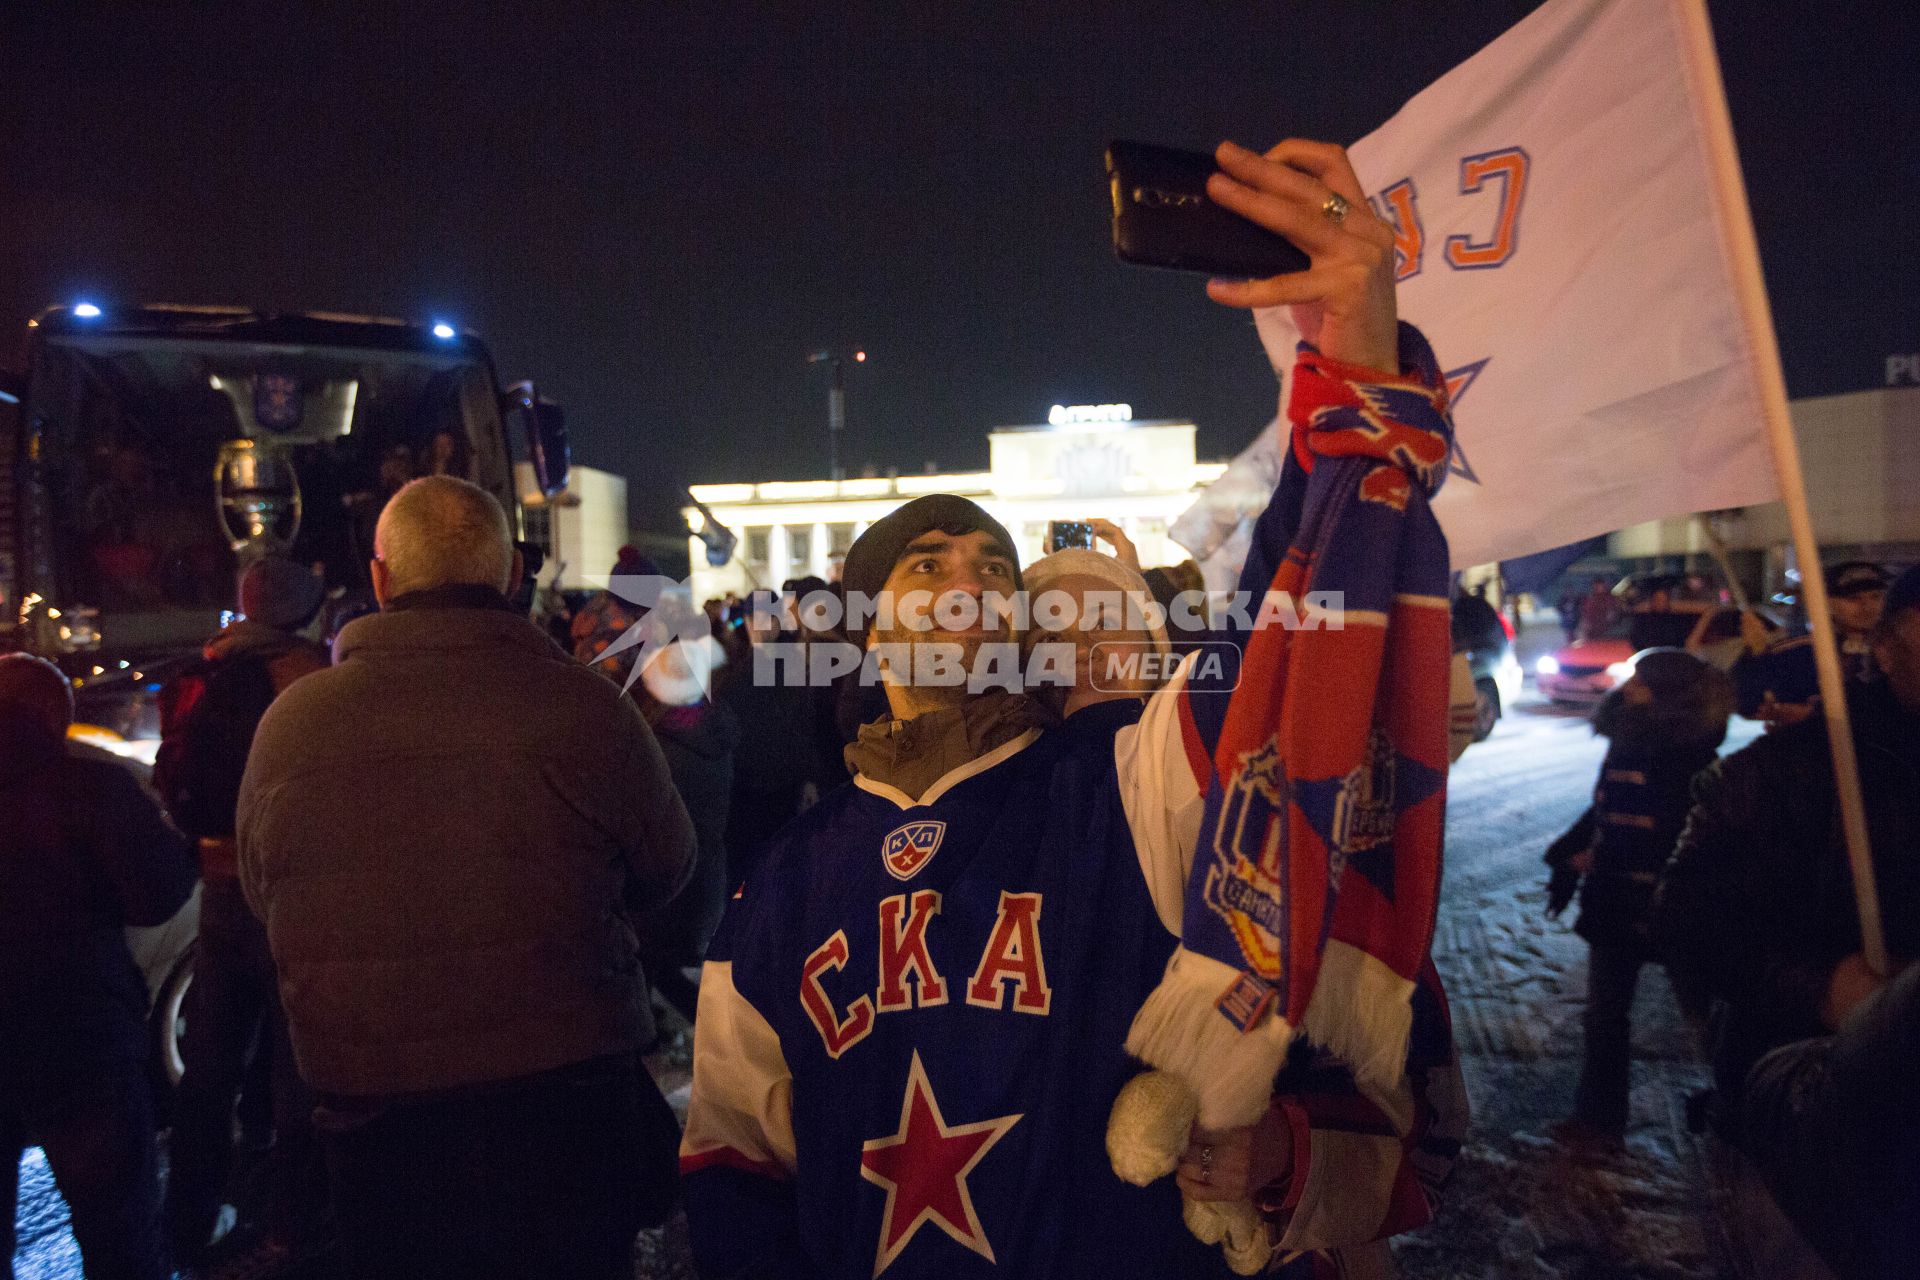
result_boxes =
[157,556,330,1268]
[1576,575,1618,641]
[237,478,696,1280]
[784,575,855,789]
[1653,567,1920,1279]
[0,654,195,1280]
[717,594,833,887]
[627,635,740,1026]
[1545,648,1734,1136]
[1730,560,1888,727]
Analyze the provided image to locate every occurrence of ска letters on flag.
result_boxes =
[1175,0,1780,574]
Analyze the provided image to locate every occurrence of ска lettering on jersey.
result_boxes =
[799,890,1052,1058]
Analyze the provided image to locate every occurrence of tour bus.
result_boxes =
[0,302,568,1099]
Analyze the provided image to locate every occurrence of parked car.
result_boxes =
[1537,604,1779,705]
[1536,622,1639,705]
[1453,592,1522,741]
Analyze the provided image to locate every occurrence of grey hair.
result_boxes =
[374,475,514,596]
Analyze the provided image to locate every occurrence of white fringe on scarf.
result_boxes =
[1300,939,1416,1096]
[1125,939,1417,1125]
[1124,947,1295,1130]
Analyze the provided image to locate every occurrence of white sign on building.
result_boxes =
[514,462,630,591]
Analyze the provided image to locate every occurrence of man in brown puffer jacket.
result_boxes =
[238,476,696,1280]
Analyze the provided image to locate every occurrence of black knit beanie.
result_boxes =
[840,495,1022,637]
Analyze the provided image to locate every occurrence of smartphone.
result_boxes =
[1106,140,1312,278]
[1048,520,1095,553]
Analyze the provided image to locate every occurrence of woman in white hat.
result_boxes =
[1023,520,1175,720]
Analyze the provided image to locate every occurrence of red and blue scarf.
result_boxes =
[1127,322,1455,1124]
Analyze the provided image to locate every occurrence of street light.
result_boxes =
[808,348,866,483]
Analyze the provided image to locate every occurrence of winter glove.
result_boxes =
[1546,866,1579,919]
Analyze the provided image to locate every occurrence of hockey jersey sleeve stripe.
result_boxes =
[1261,962,1469,1254]
[1176,683,1213,791]
[679,960,798,1175]
[680,1145,792,1182]
[1294,1091,1401,1139]
[1115,650,1208,935]
[1447,651,1478,763]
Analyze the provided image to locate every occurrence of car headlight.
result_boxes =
[1606,661,1636,682]
[1535,655,1560,676]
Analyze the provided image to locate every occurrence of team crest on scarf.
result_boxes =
[1332,728,1398,876]
[882,820,946,881]
[1200,739,1288,980]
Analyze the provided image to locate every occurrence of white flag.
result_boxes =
[1176,0,1779,575]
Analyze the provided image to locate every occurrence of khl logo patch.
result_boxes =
[882,821,946,881]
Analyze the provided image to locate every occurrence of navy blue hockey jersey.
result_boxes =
[684,698,1238,1279]
[682,671,1467,1278]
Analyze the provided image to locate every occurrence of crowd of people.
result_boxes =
[1,131,1912,1280]
[1544,558,1917,1278]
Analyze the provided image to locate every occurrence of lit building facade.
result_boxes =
[685,407,1228,602]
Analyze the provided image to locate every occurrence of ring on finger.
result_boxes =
[1320,192,1350,225]
[1200,1144,1213,1184]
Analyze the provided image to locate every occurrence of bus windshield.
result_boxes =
[21,332,511,654]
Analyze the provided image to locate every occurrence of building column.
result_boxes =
[811,522,829,577]
[769,524,791,588]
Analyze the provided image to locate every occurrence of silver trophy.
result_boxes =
[214,439,302,559]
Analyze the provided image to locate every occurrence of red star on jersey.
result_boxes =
[859,1051,1022,1276]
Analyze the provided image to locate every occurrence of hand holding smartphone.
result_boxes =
[1048,521,1095,553]
[1106,140,1312,279]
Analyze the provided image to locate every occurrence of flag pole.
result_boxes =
[1696,514,1750,612]
[1673,0,1887,974]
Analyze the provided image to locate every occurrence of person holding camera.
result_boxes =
[679,138,1466,1280]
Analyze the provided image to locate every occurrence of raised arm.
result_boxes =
[1113,139,1464,1268]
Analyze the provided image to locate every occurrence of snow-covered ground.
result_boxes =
[1394,646,1765,1280]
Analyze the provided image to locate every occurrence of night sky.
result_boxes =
[3,3,1913,533]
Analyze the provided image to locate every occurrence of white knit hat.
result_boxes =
[1024,549,1171,657]
[639,634,727,707]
